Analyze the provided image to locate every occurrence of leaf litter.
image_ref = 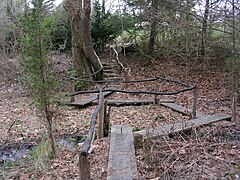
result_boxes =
[0,56,239,179]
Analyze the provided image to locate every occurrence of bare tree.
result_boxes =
[231,0,238,122]
[201,0,210,61]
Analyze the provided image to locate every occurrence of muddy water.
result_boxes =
[0,143,36,163]
[0,135,85,163]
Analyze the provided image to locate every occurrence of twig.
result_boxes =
[3,119,17,144]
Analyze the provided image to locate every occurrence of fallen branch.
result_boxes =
[3,119,17,144]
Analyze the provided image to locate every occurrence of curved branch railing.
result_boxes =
[80,87,104,156]
[111,47,125,73]
[70,85,196,97]
[77,77,198,179]
[68,76,195,97]
[79,86,104,180]
[67,76,194,86]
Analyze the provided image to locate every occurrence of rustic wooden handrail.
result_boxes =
[70,85,196,97]
[67,75,198,120]
[67,76,193,88]
[79,86,104,180]
[111,46,125,73]
[80,87,104,156]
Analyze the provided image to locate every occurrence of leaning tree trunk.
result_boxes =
[64,0,92,77]
[83,0,103,80]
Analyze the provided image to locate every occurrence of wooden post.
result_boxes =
[231,93,237,122]
[98,100,105,139]
[133,133,143,149]
[79,154,90,180]
[70,80,75,102]
[104,101,110,137]
[109,47,112,62]
[154,80,159,105]
[192,87,198,119]
[154,80,162,105]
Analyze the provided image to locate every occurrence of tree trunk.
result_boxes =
[101,0,106,53]
[201,0,210,60]
[231,0,238,122]
[45,108,56,159]
[148,0,158,55]
[149,21,157,55]
[64,0,92,77]
[83,0,103,80]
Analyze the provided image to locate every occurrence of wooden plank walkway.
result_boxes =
[63,90,114,107]
[107,125,138,180]
[161,102,206,117]
[104,99,175,107]
[134,113,231,139]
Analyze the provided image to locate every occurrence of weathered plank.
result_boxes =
[63,90,114,107]
[134,113,231,140]
[107,125,138,180]
[161,102,205,117]
[105,99,174,107]
[98,100,105,139]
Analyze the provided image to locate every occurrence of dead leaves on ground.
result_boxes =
[1,57,239,179]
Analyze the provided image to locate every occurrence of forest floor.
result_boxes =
[0,53,240,179]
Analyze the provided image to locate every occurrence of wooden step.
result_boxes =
[105,77,124,81]
[102,62,113,66]
[134,113,232,140]
[104,73,121,78]
[104,69,115,73]
[103,65,115,69]
[107,125,138,180]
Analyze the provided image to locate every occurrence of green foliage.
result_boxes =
[133,126,143,131]
[91,1,118,51]
[67,70,89,90]
[31,141,57,168]
[7,0,58,159]
[50,5,71,52]
[154,114,165,122]
[91,1,137,51]
[75,81,90,91]
[15,0,58,111]
[226,56,240,73]
[80,136,87,142]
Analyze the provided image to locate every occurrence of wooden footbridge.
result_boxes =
[64,61,232,180]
